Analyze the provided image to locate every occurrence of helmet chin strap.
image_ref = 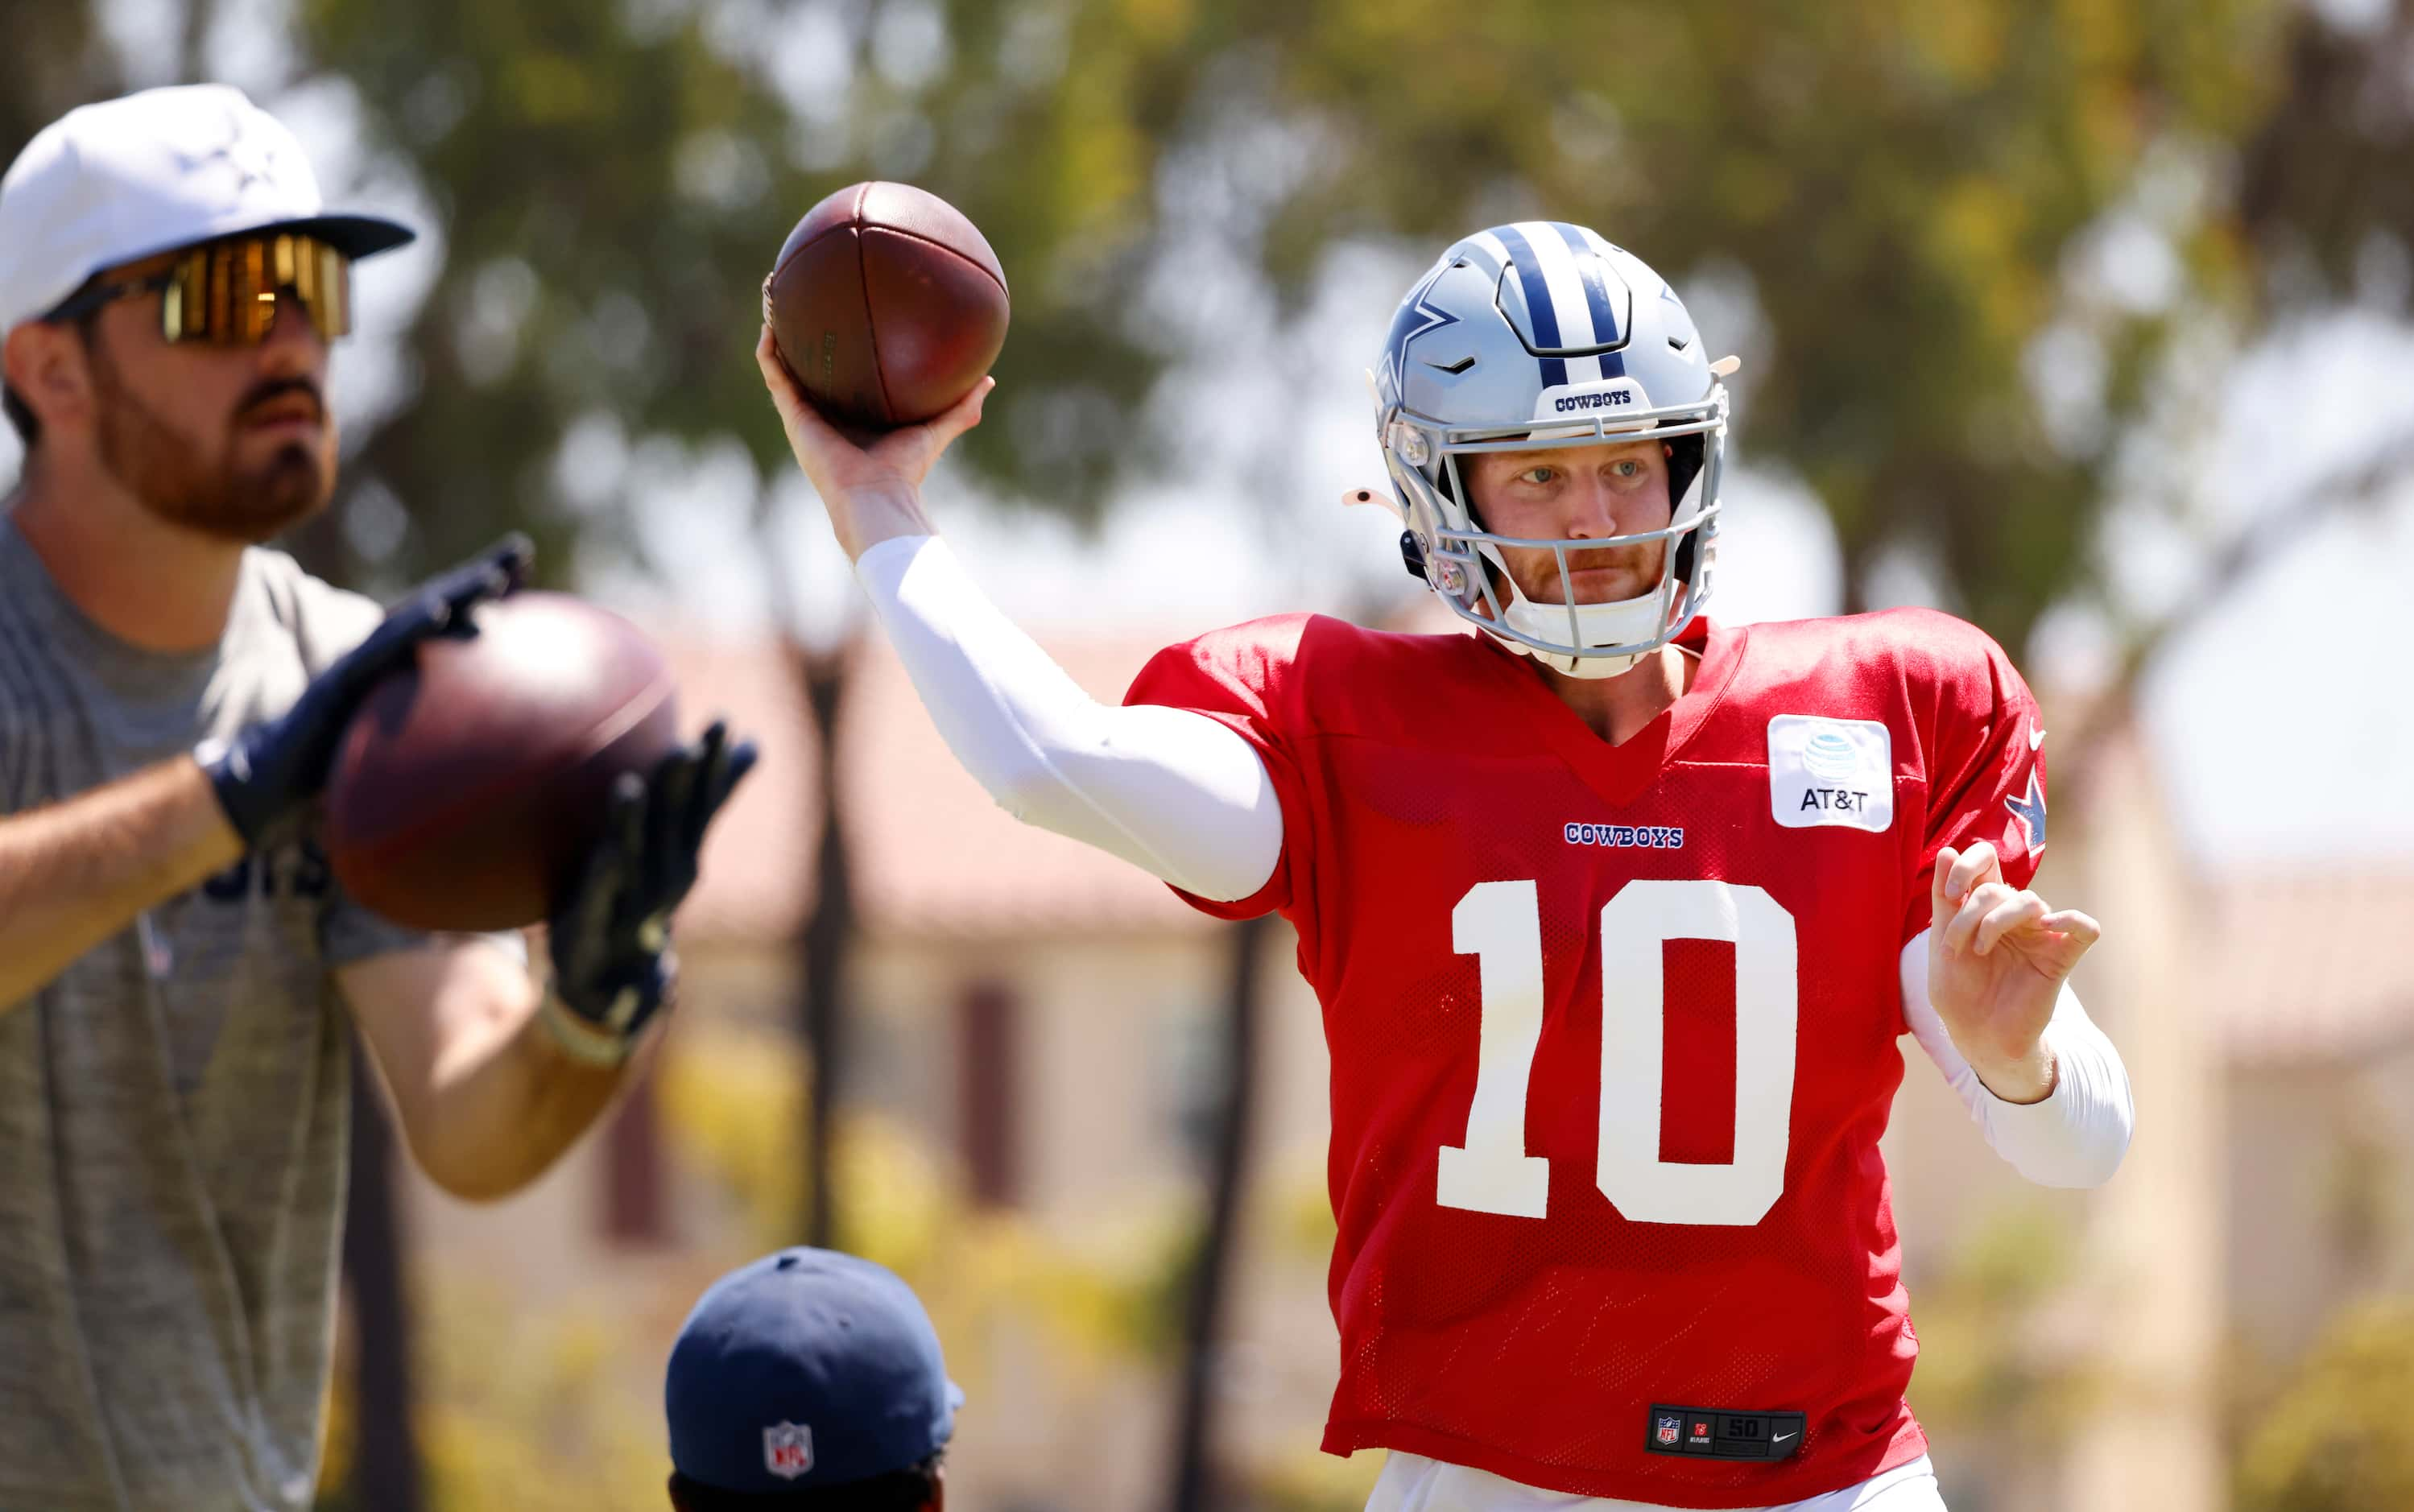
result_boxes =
[1492,578,1676,679]
[1476,467,1707,679]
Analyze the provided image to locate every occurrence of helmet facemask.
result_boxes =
[1383,393,1727,679]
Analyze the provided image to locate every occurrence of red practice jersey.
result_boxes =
[1125,609,2046,1508]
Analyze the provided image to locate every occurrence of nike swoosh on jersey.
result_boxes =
[2030,722,2047,750]
[1772,1431,1797,1443]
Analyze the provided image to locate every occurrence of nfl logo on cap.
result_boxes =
[1655,1413,1681,1446]
[668,1248,962,1493]
[763,1422,813,1480]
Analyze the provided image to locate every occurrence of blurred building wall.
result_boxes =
[2058,732,2224,1512]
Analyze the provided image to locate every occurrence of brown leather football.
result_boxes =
[763,181,1010,428]
[324,593,680,932]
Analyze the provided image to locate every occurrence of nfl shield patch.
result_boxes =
[1655,1413,1681,1446]
[763,1421,814,1480]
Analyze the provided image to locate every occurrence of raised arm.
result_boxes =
[756,329,1283,903]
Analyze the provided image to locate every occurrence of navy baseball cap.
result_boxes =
[666,1248,964,1492]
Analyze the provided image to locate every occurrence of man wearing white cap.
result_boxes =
[0,86,754,1510]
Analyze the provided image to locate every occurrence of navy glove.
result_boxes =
[200,535,533,847]
[542,721,758,1065]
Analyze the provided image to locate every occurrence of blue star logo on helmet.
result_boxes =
[1379,258,1461,411]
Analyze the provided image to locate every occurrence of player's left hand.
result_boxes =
[541,721,758,1066]
[1925,841,2100,1103]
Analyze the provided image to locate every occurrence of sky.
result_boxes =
[6,19,2412,878]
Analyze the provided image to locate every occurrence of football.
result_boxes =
[323,593,681,932]
[762,180,1010,428]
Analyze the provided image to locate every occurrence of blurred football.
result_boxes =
[324,593,680,932]
[763,180,1010,428]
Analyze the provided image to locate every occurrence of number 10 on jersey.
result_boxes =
[1439,879,1800,1226]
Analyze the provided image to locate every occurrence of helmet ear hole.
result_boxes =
[1664,433,1705,510]
[1665,433,1708,581]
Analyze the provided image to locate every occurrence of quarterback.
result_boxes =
[755,223,2133,1512]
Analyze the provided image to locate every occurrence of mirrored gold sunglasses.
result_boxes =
[44,233,353,345]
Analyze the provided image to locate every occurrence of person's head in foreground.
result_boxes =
[1368,222,1734,680]
[0,83,410,539]
[665,1248,961,1511]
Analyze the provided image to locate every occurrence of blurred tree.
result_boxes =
[1903,1204,2092,1509]
[2239,0,2414,308]
[0,0,116,160]
[1172,912,1272,1512]
[291,0,807,581]
[378,1269,667,1512]
[2053,0,2414,800]
[792,640,852,1249]
[1183,0,2285,649]
[291,0,1197,588]
[339,1051,425,1512]
[288,0,1227,1315]
[2234,1299,2414,1512]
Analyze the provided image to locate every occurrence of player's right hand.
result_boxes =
[754,324,991,560]
[198,535,532,848]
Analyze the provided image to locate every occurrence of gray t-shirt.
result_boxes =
[0,515,427,1511]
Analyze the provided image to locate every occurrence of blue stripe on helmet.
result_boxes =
[1549,223,1625,349]
[1491,224,1568,388]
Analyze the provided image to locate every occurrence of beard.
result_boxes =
[1513,539,1668,605]
[89,344,334,544]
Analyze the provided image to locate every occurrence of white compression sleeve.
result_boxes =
[854,534,1284,903]
[1899,932,2135,1188]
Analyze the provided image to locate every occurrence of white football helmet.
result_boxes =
[1370,222,1730,677]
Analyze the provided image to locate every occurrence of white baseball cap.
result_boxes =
[0,84,414,340]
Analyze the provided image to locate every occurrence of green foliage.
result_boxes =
[656,1019,1202,1365]
[13,0,2413,653]
[295,0,820,581]
[316,1274,668,1512]
[0,2,117,166]
[2234,1,2414,308]
[1267,1152,1337,1266]
[1210,0,2284,646]
[1904,1202,2090,1446]
[1246,1443,1386,1512]
[291,0,1188,587]
[286,0,2326,655]
[654,1017,812,1253]
[2235,1299,2414,1512]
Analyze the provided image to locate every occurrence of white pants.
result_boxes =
[1368,1452,1946,1512]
